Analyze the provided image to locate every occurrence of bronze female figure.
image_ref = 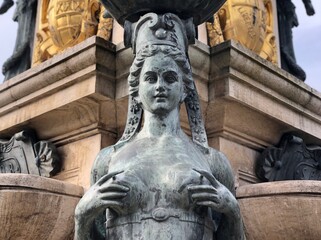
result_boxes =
[75,13,244,240]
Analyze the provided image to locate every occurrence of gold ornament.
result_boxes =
[207,0,277,64]
[32,0,113,66]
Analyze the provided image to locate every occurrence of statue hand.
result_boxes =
[75,170,129,225]
[304,1,315,16]
[188,169,238,216]
[0,0,14,14]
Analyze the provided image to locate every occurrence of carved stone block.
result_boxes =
[0,129,60,177]
[256,133,321,181]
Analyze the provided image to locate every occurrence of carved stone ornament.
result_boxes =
[0,130,61,177]
[207,0,278,64]
[256,134,321,181]
[32,0,113,66]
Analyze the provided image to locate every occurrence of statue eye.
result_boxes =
[144,75,157,83]
[164,74,177,84]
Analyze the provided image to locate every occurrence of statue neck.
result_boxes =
[138,108,182,138]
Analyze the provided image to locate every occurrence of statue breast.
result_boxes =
[47,0,86,48]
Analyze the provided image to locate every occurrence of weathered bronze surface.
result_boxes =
[100,0,226,26]
[32,0,113,66]
[256,133,321,181]
[0,0,13,14]
[277,0,315,81]
[75,9,244,240]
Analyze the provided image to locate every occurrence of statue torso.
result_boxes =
[104,135,217,239]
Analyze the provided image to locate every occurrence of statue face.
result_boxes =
[138,54,185,115]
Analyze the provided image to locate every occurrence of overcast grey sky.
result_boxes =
[0,1,320,91]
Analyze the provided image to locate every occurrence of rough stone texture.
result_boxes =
[0,37,321,189]
[237,180,321,240]
[0,173,83,240]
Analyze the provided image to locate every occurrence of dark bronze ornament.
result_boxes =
[100,0,226,26]
[277,0,315,81]
[0,130,61,177]
[256,133,321,181]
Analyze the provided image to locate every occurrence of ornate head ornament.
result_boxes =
[124,13,195,54]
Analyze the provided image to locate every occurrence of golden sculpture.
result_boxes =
[32,0,113,65]
[207,0,277,64]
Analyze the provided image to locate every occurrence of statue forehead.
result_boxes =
[141,54,179,72]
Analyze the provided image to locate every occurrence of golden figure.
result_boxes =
[32,0,113,65]
[207,0,277,64]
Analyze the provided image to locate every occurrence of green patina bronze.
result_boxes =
[75,3,244,239]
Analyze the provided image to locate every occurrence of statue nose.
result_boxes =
[155,78,166,92]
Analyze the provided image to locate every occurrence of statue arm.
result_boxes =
[208,149,245,240]
[74,146,114,240]
[302,0,315,16]
[0,0,13,14]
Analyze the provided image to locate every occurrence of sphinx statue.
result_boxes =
[74,9,244,240]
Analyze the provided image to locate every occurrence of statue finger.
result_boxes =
[100,192,128,200]
[191,192,220,203]
[192,169,220,188]
[102,200,125,209]
[196,201,219,209]
[188,185,217,193]
[99,183,130,193]
[96,170,124,186]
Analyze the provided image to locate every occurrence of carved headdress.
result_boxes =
[116,13,209,153]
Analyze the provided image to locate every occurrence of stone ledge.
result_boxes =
[0,36,117,139]
[210,40,321,115]
[0,36,116,108]
[208,40,321,148]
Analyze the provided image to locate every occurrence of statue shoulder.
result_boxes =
[90,145,115,185]
[207,148,235,194]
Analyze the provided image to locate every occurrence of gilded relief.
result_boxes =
[207,0,277,64]
[32,0,113,65]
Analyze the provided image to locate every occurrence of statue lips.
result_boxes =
[154,93,167,102]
